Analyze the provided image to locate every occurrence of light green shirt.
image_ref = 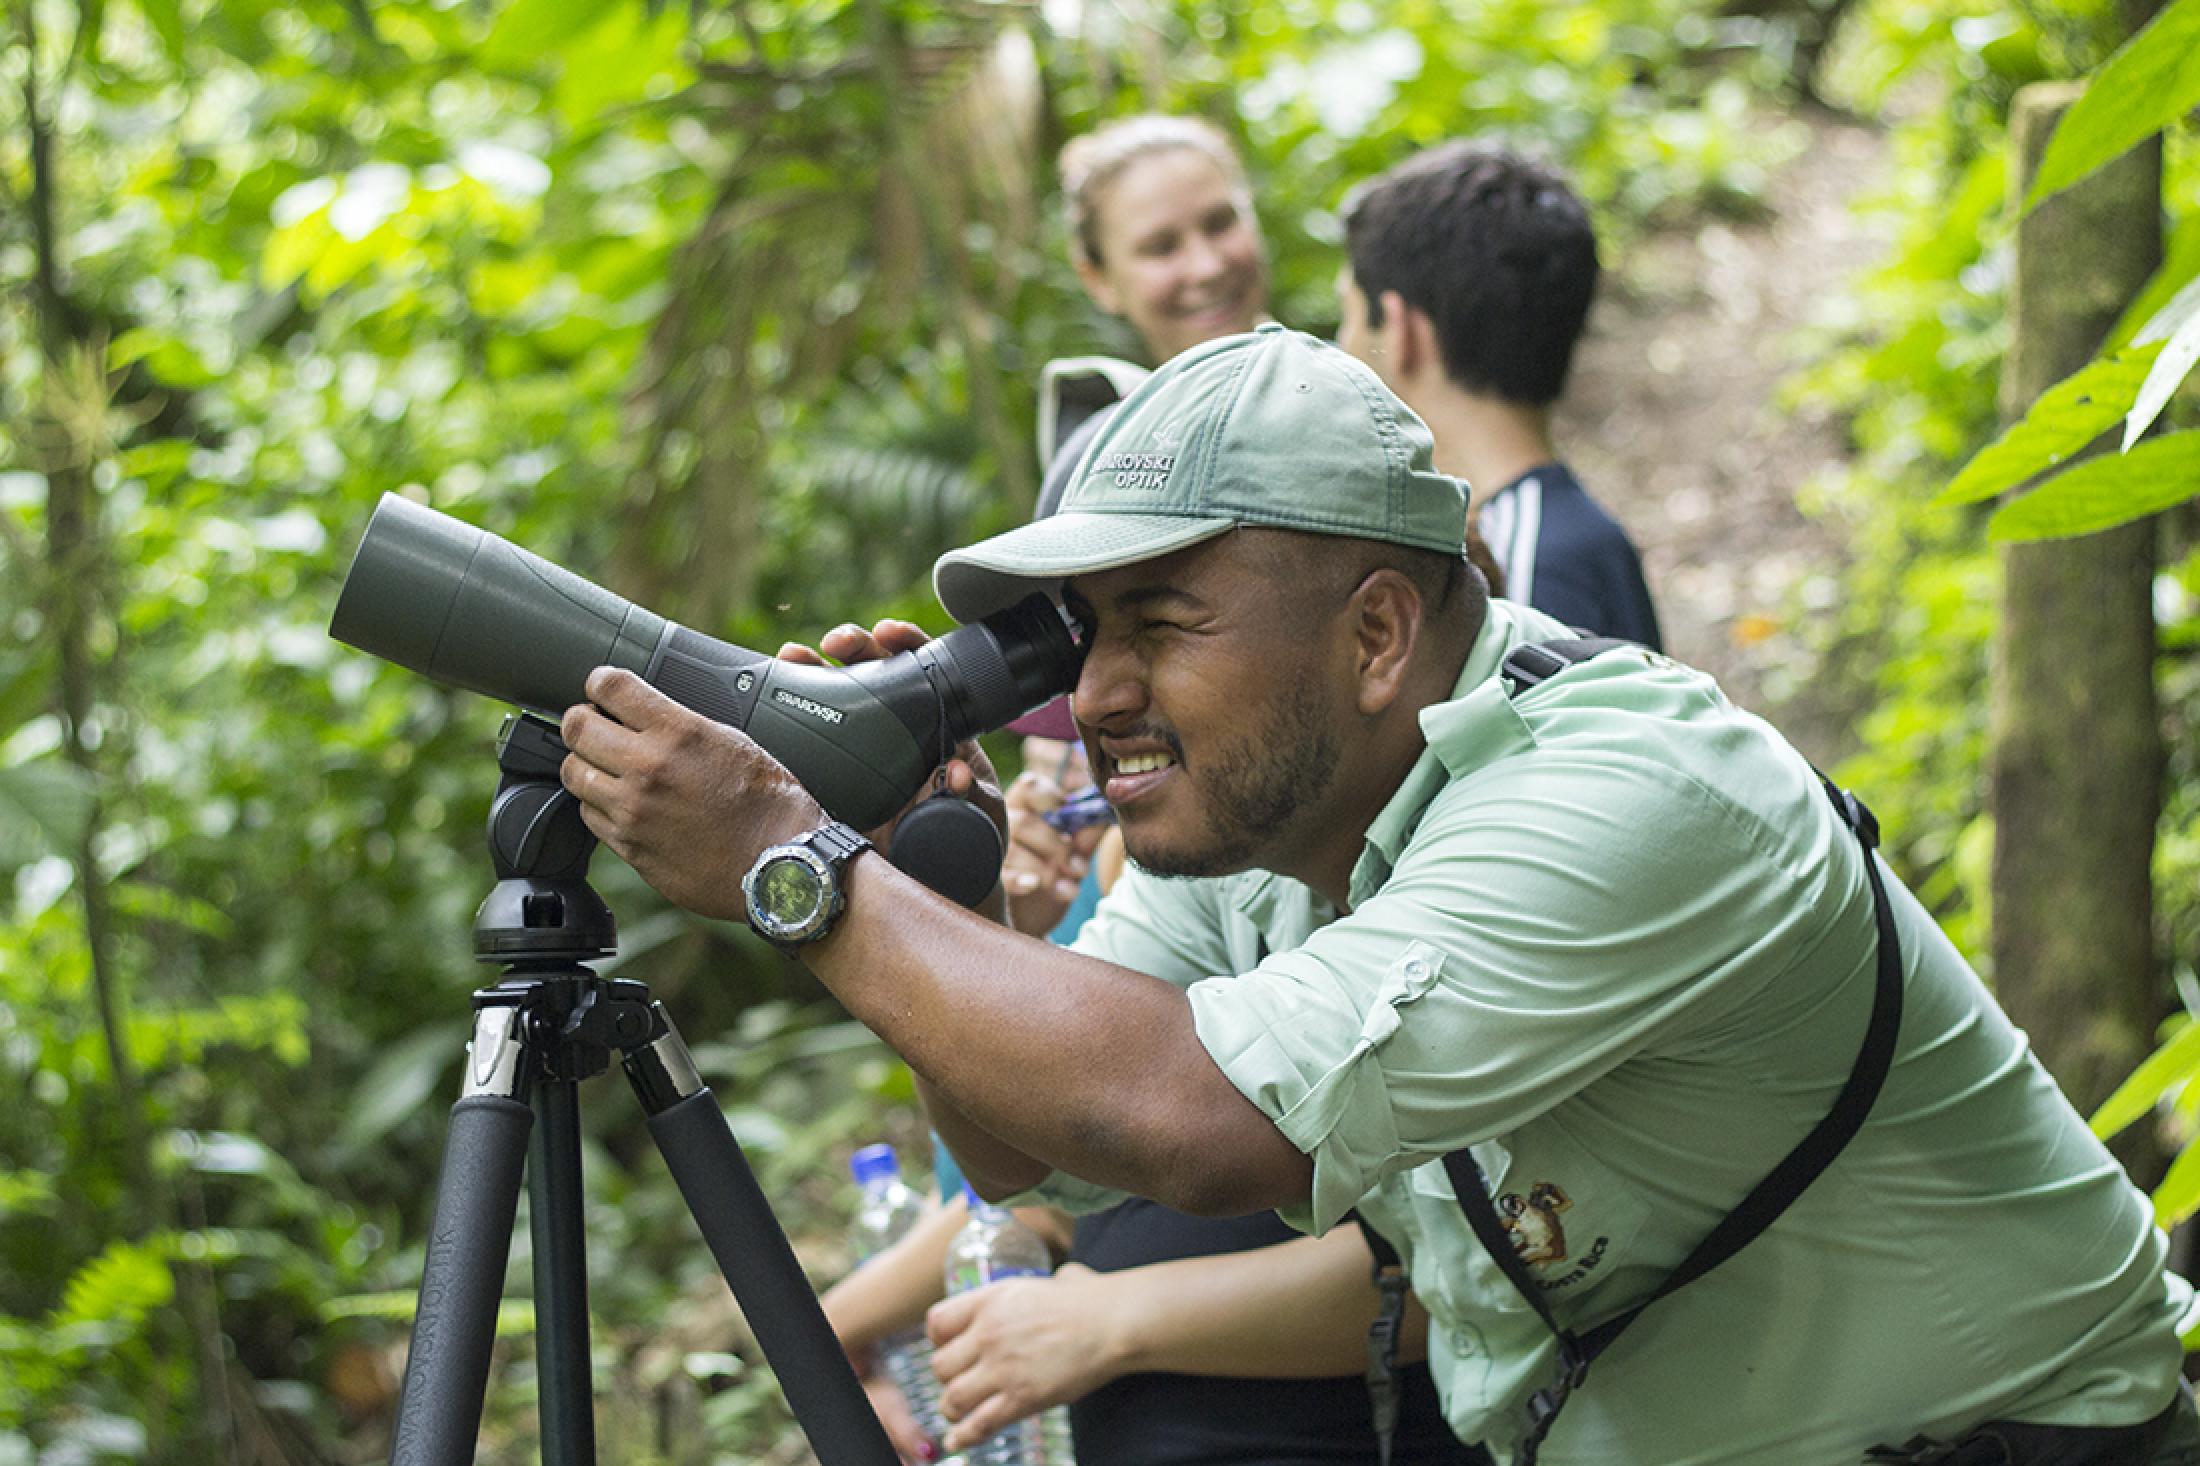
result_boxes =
[1043,599,2189,1464]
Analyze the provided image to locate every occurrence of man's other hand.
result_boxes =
[778,620,1010,858]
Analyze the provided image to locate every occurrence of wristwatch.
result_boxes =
[742,821,872,953]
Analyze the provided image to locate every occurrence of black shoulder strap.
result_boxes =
[1452,638,1904,1463]
[1499,636,1635,693]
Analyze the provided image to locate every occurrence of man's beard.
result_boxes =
[1124,675,1344,880]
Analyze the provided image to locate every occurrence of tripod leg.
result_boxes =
[391,1011,534,1466]
[625,1007,900,1466]
[529,1080,595,1466]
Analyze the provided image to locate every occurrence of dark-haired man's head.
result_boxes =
[1337,141,1598,407]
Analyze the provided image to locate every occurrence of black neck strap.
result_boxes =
[1444,640,1905,1463]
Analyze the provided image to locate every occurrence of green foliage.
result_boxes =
[2095,1015,2200,1227]
[2127,272,2200,449]
[1788,0,2198,992]
[1936,345,2162,505]
[1988,429,2200,539]
[2024,0,2200,211]
[1925,0,2200,541]
[1809,0,2200,1274]
[0,0,2019,1455]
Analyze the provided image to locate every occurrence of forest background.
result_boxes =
[2,0,2198,1460]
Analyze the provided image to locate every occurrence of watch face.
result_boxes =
[753,855,826,932]
[751,851,828,937]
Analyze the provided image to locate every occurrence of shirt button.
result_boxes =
[1402,958,1429,981]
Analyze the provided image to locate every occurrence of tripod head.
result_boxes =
[475,712,615,965]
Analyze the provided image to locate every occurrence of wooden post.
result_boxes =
[1990,81,2163,1174]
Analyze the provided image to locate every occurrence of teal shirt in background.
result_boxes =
[1038,599,2190,1465]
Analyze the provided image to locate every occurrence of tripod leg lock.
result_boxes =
[463,1004,529,1100]
[622,1002,705,1115]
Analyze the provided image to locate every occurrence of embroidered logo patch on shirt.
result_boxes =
[1501,1181,1613,1290]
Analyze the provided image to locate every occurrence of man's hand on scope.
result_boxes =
[778,619,1012,856]
[560,618,1012,924]
[560,669,827,921]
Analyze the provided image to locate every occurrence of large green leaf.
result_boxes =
[2156,1134,2200,1229]
[2124,274,2200,451]
[1988,430,2200,541]
[2024,0,2200,213]
[332,1017,467,1159]
[1936,347,2161,507]
[0,757,95,865]
[2092,1016,2200,1142]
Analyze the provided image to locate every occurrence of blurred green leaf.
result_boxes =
[1937,348,2160,507]
[2124,275,2200,450]
[2023,0,2200,213]
[333,1017,467,1158]
[2092,1016,2200,1142]
[1988,431,2200,540]
[56,1239,176,1337]
[0,757,95,865]
[2158,1133,2200,1230]
[133,0,185,66]
[481,0,606,71]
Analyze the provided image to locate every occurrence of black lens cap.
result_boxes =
[888,797,1004,910]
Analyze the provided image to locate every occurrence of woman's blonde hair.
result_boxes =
[1058,114,1250,265]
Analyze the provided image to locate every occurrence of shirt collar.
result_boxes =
[1218,599,1556,921]
[1345,600,1546,907]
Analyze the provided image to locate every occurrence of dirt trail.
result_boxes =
[1555,113,1890,758]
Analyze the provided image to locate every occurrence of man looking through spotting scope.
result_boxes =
[557,327,2198,1465]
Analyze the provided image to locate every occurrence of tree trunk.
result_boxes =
[1989,82,2164,1177]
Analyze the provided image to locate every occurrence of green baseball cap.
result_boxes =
[933,324,1469,622]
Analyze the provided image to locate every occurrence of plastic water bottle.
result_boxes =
[848,1143,950,1454]
[943,1185,1074,1466]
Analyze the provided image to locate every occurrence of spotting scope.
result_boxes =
[329,493,1081,831]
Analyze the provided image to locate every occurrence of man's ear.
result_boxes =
[1375,290,1431,381]
[1348,569,1423,717]
[1075,255,1121,317]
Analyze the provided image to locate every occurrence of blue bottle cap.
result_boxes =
[850,1143,901,1188]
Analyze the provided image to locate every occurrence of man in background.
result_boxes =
[1337,141,1661,649]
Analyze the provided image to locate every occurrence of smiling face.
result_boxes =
[1076,148,1271,365]
[1062,532,1351,881]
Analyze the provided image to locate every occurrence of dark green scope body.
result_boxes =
[329,493,1079,829]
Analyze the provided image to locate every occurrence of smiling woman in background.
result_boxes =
[1062,115,1270,366]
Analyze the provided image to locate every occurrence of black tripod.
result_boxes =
[388,713,898,1466]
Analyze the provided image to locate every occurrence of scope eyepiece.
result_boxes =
[915,597,1084,748]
